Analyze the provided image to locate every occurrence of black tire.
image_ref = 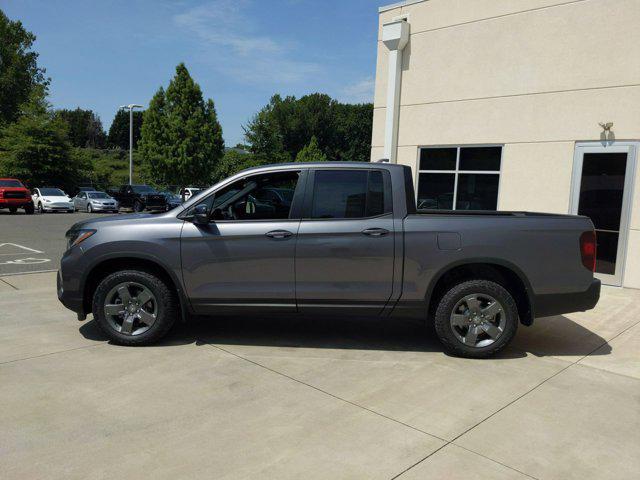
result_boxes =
[24,203,34,214]
[8,207,17,214]
[434,280,518,359]
[38,202,44,214]
[133,200,143,212]
[92,270,178,346]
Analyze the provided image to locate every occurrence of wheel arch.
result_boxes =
[82,255,189,322]
[425,259,534,326]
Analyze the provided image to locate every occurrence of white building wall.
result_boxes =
[372,0,640,287]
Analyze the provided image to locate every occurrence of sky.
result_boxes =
[1,0,392,146]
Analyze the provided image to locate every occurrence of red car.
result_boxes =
[0,178,35,214]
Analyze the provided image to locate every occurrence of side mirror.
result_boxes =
[192,204,210,225]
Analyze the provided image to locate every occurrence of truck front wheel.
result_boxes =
[434,279,518,359]
[133,200,143,212]
[92,269,178,346]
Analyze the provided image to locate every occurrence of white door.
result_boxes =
[570,143,637,286]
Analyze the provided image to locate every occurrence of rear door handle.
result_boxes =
[362,228,389,237]
[265,230,293,239]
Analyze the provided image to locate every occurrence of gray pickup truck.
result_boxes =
[58,162,600,358]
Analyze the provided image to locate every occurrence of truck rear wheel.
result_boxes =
[434,279,518,358]
[92,269,177,346]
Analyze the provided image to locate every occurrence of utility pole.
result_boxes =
[119,104,143,184]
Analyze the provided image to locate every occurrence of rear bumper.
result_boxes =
[533,278,601,318]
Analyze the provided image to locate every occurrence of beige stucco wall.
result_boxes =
[372,0,640,287]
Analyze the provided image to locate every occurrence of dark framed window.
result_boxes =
[417,146,502,211]
[310,170,392,219]
[196,171,301,221]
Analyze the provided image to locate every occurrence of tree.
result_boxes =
[54,108,106,148]
[107,108,144,149]
[138,63,224,188]
[0,10,49,127]
[214,150,265,182]
[295,136,327,163]
[244,93,372,163]
[0,111,89,191]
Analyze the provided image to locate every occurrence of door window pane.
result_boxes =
[417,173,454,210]
[311,170,367,219]
[419,148,457,171]
[204,171,300,221]
[366,170,387,217]
[595,231,619,275]
[456,174,499,210]
[578,153,627,231]
[459,147,502,171]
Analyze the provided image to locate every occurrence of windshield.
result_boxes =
[131,185,156,194]
[40,188,66,196]
[0,180,23,187]
[88,192,109,199]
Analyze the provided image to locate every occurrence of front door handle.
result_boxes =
[362,228,389,237]
[265,230,293,239]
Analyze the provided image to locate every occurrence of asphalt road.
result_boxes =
[0,210,109,275]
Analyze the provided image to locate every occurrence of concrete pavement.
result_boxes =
[1,272,639,479]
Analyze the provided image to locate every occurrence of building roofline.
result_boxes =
[379,0,428,13]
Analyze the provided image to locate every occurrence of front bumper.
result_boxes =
[533,278,601,318]
[90,203,118,211]
[42,203,74,212]
[57,269,84,317]
[0,199,32,208]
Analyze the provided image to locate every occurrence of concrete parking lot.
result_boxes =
[1,214,639,479]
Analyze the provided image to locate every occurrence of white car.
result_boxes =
[32,187,75,213]
[179,187,203,201]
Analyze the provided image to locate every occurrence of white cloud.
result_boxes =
[174,0,321,85]
[340,76,375,103]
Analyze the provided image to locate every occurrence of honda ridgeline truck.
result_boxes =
[58,163,600,358]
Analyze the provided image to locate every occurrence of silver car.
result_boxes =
[73,191,119,213]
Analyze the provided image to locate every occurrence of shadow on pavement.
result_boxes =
[79,312,611,359]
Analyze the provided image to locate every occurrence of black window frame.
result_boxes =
[302,168,393,220]
[417,145,502,211]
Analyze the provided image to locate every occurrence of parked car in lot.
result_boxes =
[0,178,34,214]
[58,162,600,358]
[110,184,167,212]
[32,187,74,213]
[159,191,183,210]
[73,191,119,213]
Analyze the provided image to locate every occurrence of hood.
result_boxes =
[41,195,72,201]
[68,212,167,232]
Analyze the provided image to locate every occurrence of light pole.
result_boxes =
[119,104,143,185]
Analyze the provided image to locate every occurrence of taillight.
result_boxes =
[580,231,596,272]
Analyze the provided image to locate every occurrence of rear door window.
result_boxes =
[309,170,391,219]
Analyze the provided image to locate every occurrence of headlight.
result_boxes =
[65,229,96,250]
[44,199,51,203]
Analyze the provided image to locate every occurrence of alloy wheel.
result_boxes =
[103,282,158,336]
[450,293,506,348]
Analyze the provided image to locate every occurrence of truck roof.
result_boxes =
[238,161,404,175]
